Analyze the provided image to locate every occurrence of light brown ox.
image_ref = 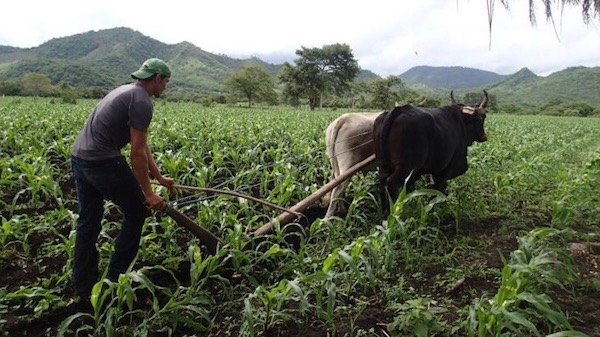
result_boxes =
[323,112,381,217]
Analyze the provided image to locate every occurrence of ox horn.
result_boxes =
[479,90,489,109]
[450,90,458,105]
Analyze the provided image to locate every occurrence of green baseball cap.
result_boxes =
[131,58,171,79]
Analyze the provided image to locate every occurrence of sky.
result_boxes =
[2,0,600,77]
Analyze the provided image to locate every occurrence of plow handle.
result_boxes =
[163,204,220,254]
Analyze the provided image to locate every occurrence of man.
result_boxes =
[70,58,175,298]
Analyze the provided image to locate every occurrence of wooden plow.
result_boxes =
[160,154,376,255]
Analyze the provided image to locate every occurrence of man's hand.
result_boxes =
[156,175,175,190]
[145,192,166,211]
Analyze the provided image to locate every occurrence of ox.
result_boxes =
[373,90,489,213]
[323,101,431,217]
[324,112,380,217]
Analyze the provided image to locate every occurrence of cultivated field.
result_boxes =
[1,97,599,336]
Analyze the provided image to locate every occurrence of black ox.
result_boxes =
[373,90,489,212]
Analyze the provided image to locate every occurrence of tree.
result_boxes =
[58,82,77,104]
[414,96,442,107]
[80,86,108,99]
[21,73,53,97]
[541,101,595,116]
[370,75,403,110]
[279,62,320,109]
[334,81,370,109]
[279,43,359,110]
[0,80,21,96]
[224,64,277,107]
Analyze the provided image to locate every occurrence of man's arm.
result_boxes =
[145,142,175,188]
[130,127,164,210]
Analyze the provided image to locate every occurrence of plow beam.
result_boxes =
[253,154,376,237]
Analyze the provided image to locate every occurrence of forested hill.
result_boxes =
[400,66,507,89]
[0,27,379,97]
[0,27,286,96]
[1,27,599,107]
[406,65,600,107]
[488,66,600,106]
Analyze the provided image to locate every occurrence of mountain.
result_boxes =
[0,27,379,98]
[488,67,539,88]
[403,65,600,107]
[400,66,507,89]
[487,66,600,106]
[0,27,282,96]
[1,27,599,107]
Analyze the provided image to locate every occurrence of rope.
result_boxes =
[152,181,302,217]
[326,130,371,147]
[328,139,374,159]
[153,131,373,217]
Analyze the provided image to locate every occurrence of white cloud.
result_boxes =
[2,0,599,77]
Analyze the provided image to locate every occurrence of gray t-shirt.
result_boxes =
[72,83,153,160]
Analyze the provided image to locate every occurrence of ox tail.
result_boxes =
[374,106,405,179]
[325,116,342,180]
[373,106,405,213]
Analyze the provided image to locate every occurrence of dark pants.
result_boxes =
[70,155,149,297]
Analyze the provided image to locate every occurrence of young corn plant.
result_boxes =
[384,187,447,268]
[465,228,582,337]
[387,297,448,337]
[301,269,338,332]
[241,279,308,335]
[188,243,229,291]
[140,265,213,335]
[61,268,214,336]
[336,236,381,294]
[3,286,65,319]
[0,216,13,246]
[222,223,254,271]
[10,154,63,211]
[59,277,133,337]
[1,214,34,256]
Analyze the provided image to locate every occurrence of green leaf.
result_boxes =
[302,271,333,283]
[517,292,571,328]
[322,248,339,272]
[58,312,93,335]
[499,308,540,336]
[545,331,589,337]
